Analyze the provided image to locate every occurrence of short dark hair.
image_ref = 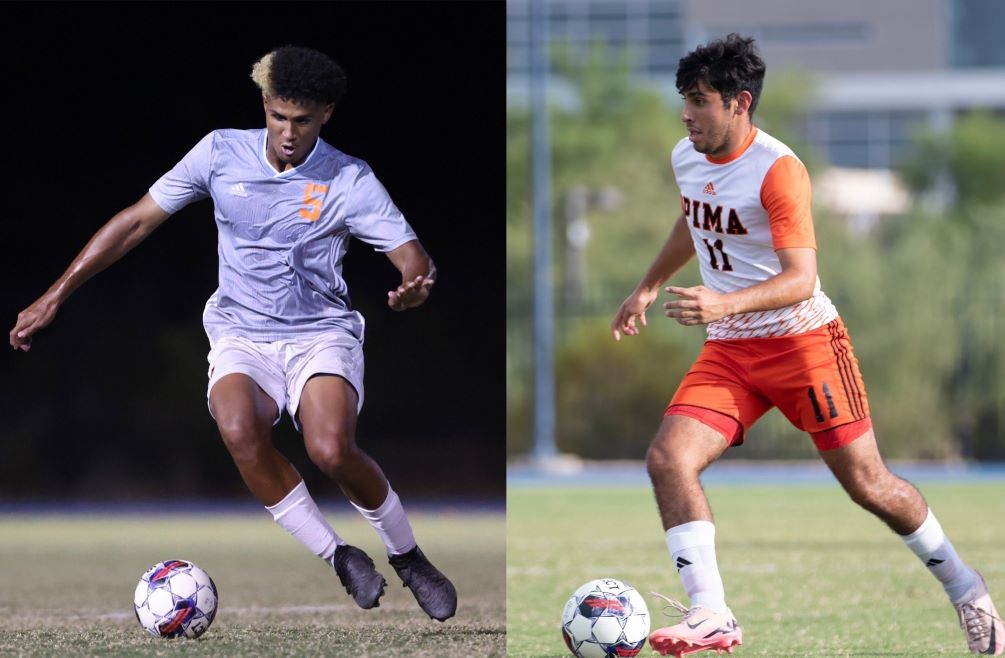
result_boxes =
[251,45,347,107]
[676,34,765,116]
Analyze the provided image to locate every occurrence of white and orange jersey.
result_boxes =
[671,127,837,340]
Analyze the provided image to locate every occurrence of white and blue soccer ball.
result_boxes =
[561,578,650,658]
[133,559,218,638]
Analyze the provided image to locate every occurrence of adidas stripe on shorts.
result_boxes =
[668,316,870,448]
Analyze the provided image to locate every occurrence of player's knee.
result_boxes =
[218,432,270,466]
[215,415,272,462]
[843,475,887,513]
[645,433,689,478]
[306,431,358,475]
[645,439,668,476]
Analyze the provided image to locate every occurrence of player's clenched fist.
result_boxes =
[9,293,60,352]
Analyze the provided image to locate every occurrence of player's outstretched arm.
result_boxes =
[9,193,171,351]
[611,213,694,341]
[385,239,436,311]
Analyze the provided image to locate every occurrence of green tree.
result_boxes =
[507,43,689,454]
[897,112,1005,459]
[900,111,1005,206]
[509,44,1005,461]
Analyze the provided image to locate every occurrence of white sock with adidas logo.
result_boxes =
[901,507,977,604]
[665,520,729,614]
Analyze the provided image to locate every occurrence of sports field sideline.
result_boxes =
[0,509,504,657]
[508,478,1005,658]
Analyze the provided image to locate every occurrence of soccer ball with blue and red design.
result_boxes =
[561,578,650,658]
[133,559,218,638]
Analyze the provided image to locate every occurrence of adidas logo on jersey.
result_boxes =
[703,181,716,196]
[227,182,249,197]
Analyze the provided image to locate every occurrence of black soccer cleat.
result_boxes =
[388,545,458,621]
[330,544,387,609]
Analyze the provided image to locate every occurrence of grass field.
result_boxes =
[508,482,1005,657]
[0,509,504,657]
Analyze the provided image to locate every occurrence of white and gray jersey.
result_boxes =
[149,129,417,344]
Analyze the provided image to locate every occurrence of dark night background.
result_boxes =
[0,3,504,502]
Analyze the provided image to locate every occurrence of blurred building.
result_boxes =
[508,0,1005,174]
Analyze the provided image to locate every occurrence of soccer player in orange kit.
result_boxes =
[612,33,1002,657]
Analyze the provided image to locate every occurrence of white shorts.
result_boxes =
[206,333,365,430]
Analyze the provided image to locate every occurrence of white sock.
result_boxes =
[666,520,728,613]
[901,508,977,604]
[266,480,346,562]
[350,486,417,556]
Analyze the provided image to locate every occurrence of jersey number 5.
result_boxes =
[299,182,329,221]
[702,238,733,272]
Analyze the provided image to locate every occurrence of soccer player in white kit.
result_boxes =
[9,45,457,621]
[611,34,1001,656]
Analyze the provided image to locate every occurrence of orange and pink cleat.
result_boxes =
[648,594,742,657]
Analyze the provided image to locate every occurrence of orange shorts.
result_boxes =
[667,317,871,450]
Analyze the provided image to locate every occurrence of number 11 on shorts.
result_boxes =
[807,383,839,422]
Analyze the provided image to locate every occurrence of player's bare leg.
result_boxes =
[820,429,1003,655]
[299,374,457,621]
[210,373,383,608]
[646,414,742,656]
[209,373,299,506]
[817,428,926,534]
[298,374,387,509]
[646,414,730,529]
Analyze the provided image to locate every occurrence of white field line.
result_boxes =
[507,564,663,577]
[8,603,419,623]
[7,600,501,623]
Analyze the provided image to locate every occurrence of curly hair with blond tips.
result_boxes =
[250,45,347,106]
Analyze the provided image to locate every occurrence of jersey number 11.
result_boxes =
[702,238,733,272]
